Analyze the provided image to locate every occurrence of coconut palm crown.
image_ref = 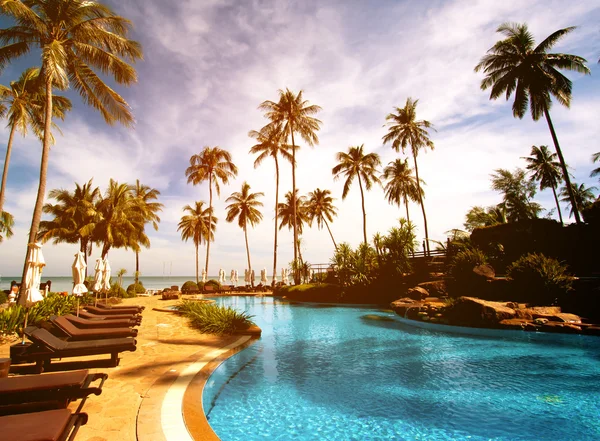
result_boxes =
[306,188,338,249]
[178,201,215,284]
[474,22,590,223]
[560,182,598,218]
[381,158,423,224]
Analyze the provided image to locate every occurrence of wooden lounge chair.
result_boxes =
[49,316,138,341]
[95,303,145,313]
[0,369,106,415]
[61,314,139,329]
[85,305,141,317]
[1,408,88,441]
[203,285,216,294]
[10,327,136,373]
[78,310,142,323]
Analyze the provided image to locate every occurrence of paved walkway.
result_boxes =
[0,295,255,441]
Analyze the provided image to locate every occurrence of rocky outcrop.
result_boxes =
[472,264,496,280]
[443,297,516,327]
[417,280,447,298]
[406,286,429,301]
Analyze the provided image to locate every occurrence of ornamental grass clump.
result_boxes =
[506,253,574,305]
[178,301,255,335]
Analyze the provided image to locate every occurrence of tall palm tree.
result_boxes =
[332,145,381,244]
[491,168,542,221]
[383,97,435,254]
[0,0,143,293]
[591,152,600,180]
[306,188,338,249]
[132,180,163,283]
[278,190,310,265]
[177,201,215,285]
[38,179,100,274]
[93,180,145,259]
[259,89,322,283]
[249,123,293,285]
[475,22,590,224]
[381,158,423,224]
[0,210,14,242]
[185,146,238,274]
[522,145,564,225]
[560,183,598,218]
[225,182,264,286]
[0,67,71,216]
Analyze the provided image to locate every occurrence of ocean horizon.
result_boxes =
[0,275,268,292]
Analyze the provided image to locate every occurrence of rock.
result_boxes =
[550,313,582,324]
[533,318,549,325]
[443,296,517,327]
[584,327,600,336]
[472,264,496,280]
[417,280,447,298]
[390,298,423,318]
[406,286,429,301]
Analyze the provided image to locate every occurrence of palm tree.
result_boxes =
[464,205,508,232]
[0,0,143,294]
[331,145,381,244]
[491,168,542,221]
[522,145,564,225]
[278,190,310,265]
[259,89,322,283]
[475,23,590,224]
[306,188,338,249]
[591,152,600,180]
[185,146,238,274]
[249,123,293,285]
[0,210,14,242]
[177,201,215,284]
[93,180,145,259]
[38,179,100,274]
[132,180,163,284]
[225,182,264,287]
[383,98,435,254]
[381,158,423,224]
[116,268,127,289]
[0,67,71,216]
[560,183,598,218]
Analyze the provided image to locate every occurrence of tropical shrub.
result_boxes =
[446,248,489,297]
[178,301,255,335]
[506,253,574,305]
[126,282,146,295]
[181,281,199,292]
[108,282,130,298]
[205,279,221,290]
[277,283,342,302]
[0,291,8,304]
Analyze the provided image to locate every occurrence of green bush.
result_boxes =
[0,291,8,304]
[109,282,130,298]
[178,301,255,335]
[197,281,205,291]
[205,279,221,290]
[447,248,489,297]
[278,283,342,302]
[126,282,146,295]
[181,281,200,292]
[506,253,574,305]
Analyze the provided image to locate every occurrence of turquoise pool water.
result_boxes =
[203,296,600,441]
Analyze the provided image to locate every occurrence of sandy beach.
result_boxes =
[0,294,258,441]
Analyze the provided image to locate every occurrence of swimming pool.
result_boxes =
[203,296,600,441]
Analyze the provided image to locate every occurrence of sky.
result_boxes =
[0,0,599,279]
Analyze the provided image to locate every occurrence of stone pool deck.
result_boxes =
[0,294,259,441]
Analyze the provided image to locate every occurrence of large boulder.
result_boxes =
[406,286,429,300]
[417,280,447,298]
[444,296,516,327]
[473,264,496,280]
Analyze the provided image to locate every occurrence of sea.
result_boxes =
[0,275,264,292]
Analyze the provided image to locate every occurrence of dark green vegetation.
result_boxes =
[178,301,255,335]
[126,282,146,296]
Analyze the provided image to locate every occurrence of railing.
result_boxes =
[409,249,447,259]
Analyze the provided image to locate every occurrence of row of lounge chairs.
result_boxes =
[2,302,145,441]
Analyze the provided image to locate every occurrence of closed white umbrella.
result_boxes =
[71,252,88,316]
[102,258,111,302]
[260,268,268,285]
[19,243,46,343]
[250,269,255,287]
[230,270,235,286]
[92,258,104,306]
[272,271,277,286]
[219,268,225,285]
[244,269,249,285]
[234,270,238,285]
[201,268,207,284]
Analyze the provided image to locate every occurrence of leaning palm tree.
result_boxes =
[381,158,423,224]
[185,146,238,274]
[259,89,322,283]
[177,201,215,285]
[0,0,143,293]
[332,145,381,244]
[225,182,264,287]
[522,145,565,225]
[249,123,293,285]
[0,67,71,216]
[306,188,338,249]
[591,152,600,180]
[475,22,590,224]
[132,180,163,283]
[38,179,100,274]
[383,97,435,254]
[278,189,309,267]
[560,182,598,218]
[0,209,14,242]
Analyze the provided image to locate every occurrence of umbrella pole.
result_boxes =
[21,310,29,345]
[77,298,80,317]
[95,291,98,307]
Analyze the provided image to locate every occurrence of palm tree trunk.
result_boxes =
[101,243,110,259]
[195,242,199,284]
[324,219,337,249]
[551,184,564,226]
[80,239,89,278]
[19,76,53,297]
[206,175,213,274]
[290,124,299,284]
[357,174,368,244]
[412,153,430,256]
[244,225,252,287]
[404,196,410,223]
[0,124,17,215]
[272,156,279,287]
[135,251,140,284]
[544,107,581,225]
